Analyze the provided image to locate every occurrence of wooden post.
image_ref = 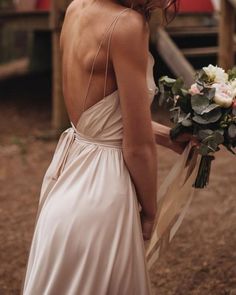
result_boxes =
[156,27,195,87]
[219,0,235,69]
[50,0,70,131]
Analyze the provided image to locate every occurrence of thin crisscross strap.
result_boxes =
[82,7,130,113]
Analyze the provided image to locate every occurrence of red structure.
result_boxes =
[179,0,214,12]
[36,0,51,10]
[35,0,214,12]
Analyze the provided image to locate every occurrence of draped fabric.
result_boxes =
[21,52,157,295]
[145,142,200,270]
[21,42,200,293]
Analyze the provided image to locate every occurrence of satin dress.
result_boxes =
[21,8,200,294]
[21,49,158,295]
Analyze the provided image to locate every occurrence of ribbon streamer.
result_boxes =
[145,142,201,270]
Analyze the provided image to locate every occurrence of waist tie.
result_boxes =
[51,122,122,180]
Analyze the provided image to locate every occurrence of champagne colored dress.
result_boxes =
[21,8,200,295]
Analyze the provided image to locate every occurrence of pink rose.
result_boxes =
[232,99,236,109]
[189,83,201,95]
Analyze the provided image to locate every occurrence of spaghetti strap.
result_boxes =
[82,8,130,113]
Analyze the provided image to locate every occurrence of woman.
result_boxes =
[21,0,194,294]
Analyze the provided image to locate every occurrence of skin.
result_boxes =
[60,0,196,241]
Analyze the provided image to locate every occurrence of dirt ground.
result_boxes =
[0,75,235,295]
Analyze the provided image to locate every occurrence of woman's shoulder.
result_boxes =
[116,8,149,36]
[111,7,149,49]
[110,7,149,56]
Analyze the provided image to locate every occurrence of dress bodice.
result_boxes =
[74,52,158,145]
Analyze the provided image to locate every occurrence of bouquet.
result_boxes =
[158,64,236,189]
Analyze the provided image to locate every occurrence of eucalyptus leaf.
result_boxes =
[191,94,209,114]
[159,76,176,86]
[178,113,192,126]
[214,131,225,144]
[180,88,189,97]
[201,103,220,115]
[198,129,214,140]
[181,119,192,127]
[181,112,191,120]
[218,129,225,135]
[193,115,210,125]
[227,68,236,81]
[197,69,209,83]
[196,81,204,92]
[170,123,186,140]
[158,86,171,106]
[228,124,236,139]
[203,87,216,100]
[199,144,210,156]
[208,140,219,152]
[170,108,180,123]
[172,78,184,95]
[193,109,222,124]
[176,94,192,114]
[202,108,222,123]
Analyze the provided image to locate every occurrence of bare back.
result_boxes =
[60,0,131,127]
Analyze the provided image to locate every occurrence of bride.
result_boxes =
[21,0,197,294]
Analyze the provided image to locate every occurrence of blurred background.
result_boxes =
[0,0,235,294]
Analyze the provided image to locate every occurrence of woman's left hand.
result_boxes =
[171,133,200,154]
[140,210,155,241]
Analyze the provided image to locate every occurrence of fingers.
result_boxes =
[141,215,155,241]
[190,136,201,147]
[172,141,187,154]
[175,133,192,143]
[174,133,201,149]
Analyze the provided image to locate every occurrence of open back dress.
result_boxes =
[21,8,200,295]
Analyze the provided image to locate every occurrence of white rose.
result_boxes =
[230,79,236,97]
[203,64,228,83]
[212,82,234,108]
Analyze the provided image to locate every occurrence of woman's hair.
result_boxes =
[142,0,180,22]
[162,0,179,23]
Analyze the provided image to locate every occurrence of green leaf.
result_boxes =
[200,103,220,115]
[196,69,209,83]
[182,119,193,127]
[193,108,222,124]
[176,94,192,114]
[198,129,214,140]
[202,108,222,123]
[214,131,225,144]
[180,88,189,97]
[191,94,210,114]
[178,113,192,127]
[170,123,185,140]
[193,115,210,125]
[196,81,204,92]
[203,87,216,100]
[171,78,184,95]
[170,107,180,123]
[227,67,236,81]
[228,124,236,139]
[199,144,210,156]
[159,76,176,86]
[208,140,219,152]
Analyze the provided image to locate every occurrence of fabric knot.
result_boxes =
[51,126,76,180]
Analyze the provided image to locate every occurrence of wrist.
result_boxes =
[141,207,157,222]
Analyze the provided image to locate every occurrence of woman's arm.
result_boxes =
[151,120,199,154]
[111,10,157,238]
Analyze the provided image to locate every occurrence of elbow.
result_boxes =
[122,142,157,159]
